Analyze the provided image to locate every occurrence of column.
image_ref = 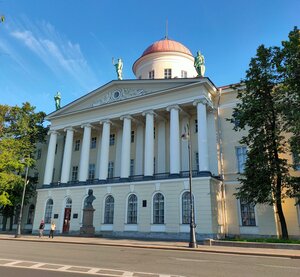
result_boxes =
[115,128,123,177]
[78,124,92,182]
[95,128,102,179]
[43,130,59,185]
[99,120,111,180]
[167,105,181,175]
[194,99,209,172]
[181,117,189,171]
[157,120,166,173]
[143,110,154,177]
[135,123,144,175]
[60,127,74,183]
[120,115,132,179]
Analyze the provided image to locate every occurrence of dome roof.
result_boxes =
[141,38,193,57]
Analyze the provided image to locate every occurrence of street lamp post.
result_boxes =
[15,162,29,238]
[182,124,197,248]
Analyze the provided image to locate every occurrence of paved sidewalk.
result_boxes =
[0,234,299,259]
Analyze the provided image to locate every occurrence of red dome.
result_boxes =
[141,38,193,57]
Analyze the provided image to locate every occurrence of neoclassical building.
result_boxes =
[29,38,300,239]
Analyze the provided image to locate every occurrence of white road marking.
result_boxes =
[175,257,233,264]
[0,258,184,277]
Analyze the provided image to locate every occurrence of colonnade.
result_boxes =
[43,99,212,185]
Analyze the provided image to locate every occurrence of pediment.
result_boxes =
[46,79,206,120]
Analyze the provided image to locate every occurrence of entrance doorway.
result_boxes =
[63,198,72,233]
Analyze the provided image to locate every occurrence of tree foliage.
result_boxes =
[231,28,300,239]
[0,102,47,226]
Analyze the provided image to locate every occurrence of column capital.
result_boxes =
[142,109,156,117]
[193,96,213,108]
[166,105,181,112]
[63,126,75,132]
[81,123,93,129]
[120,114,133,121]
[99,119,112,125]
[48,130,59,136]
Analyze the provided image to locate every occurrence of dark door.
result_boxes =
[63,208,71,233]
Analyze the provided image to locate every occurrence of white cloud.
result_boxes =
[9,19,100,91]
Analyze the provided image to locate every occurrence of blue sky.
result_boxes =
[0,0,299,115]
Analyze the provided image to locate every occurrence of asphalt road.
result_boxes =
[0,240,299,277]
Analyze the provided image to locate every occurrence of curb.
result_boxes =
[1,236,299,259]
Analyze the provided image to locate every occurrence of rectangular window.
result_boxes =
[293,152,300,171]
[236,146,247,173]
[91,137,97,149]
[37,149,42,159]
[164,68,172,79]
[240,200,256,226]
[149,70,155,79]
[108,161,114,178]
[109,134,115,146]
[52,168,55,183]
[195,152,199,170]
[131,131,135,143]
[181,70,187,78]
[153,157,156,174]
[154,127,156,139]
[195,119,198,133]
[55,143,58,154]
[74,139,80,151]
[71,166,78,181]
[130,159,134,176]
[88,164,95,180]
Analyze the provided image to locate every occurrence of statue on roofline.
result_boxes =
[112,57,123,80]
[194,51,205,77]
[54,92,61,110]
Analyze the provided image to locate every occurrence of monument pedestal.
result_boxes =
[80,207,95,236]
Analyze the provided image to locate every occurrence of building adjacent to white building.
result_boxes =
[11,38,300,239]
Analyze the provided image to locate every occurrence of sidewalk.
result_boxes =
[0,234,299,259]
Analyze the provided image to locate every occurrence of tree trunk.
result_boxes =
[276,199,289,239]
[2,216,7,231]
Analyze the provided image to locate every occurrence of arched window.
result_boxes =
[127,194,137,224]
[27,204,35,224]
[153,193,164,224]
[182,191,194,224]
[44,199,53,224]
[104,195,114,224]
[66,198,72,208]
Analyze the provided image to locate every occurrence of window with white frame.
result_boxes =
[149,70,155,79]
[71,166,78,181]
[91,137,97,149]
[153,157,156,174]
[27,204,35,224]
[109,134,115,146]
[236,146,247,173]
[44,199,53,224]
[195,152,199,170]
[164,68,172,79]
[292,152,300,171]
[88,164,95,180]
[181,70,187,78]
[240,200,256,226]
[131,131,135,143]
[195,119,198,133]
[153,193,164,224]
[74,139,80,151]
[66,198,72,208]
[104,195,114,224]
[182,191,194,224]
[37,149,42,159]
[55,143,58,154]
[130,159,134,176]
[127,194,137,224]
[52,168,55,182]
[108,161,114,178]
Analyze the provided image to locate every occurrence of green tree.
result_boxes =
[0,103,47,230]
[231,44,297,239]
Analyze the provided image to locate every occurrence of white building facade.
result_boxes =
[31,38,300,239]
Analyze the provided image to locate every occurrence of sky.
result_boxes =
[0,0,299,116]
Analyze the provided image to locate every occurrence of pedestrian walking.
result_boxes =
[49,221,56,239]
[38,220,45,238]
